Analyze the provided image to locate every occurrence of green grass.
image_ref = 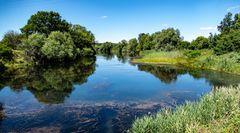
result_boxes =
[132,50,240,75]
[130,85,240,133]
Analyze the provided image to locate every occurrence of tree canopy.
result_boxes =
[41,31,77,61]
[21,11,70,36]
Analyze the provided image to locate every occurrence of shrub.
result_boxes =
[81,48,95,57]
[184,50,201,58]
[41,31,77,61]
[23,34,46,62]
[190,36,209,50]
[0,43,13,61]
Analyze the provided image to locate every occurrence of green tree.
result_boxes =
[0,42,13,61]
[217,12,234,33]
[69,24,96,56]
[137,33,153,51]
[233,13,240,30]
[208,33,219,49]
[21,11,70,36]
[127,38,138,56]
[98,42,113,54]
[1,31,23,49]
[177,41,190,49]
[41,31,77,61]
[214,30,240,54]
[152,28,182,51]
[190,36,209,50]
[115,40,128,55]
[23,34,46,62]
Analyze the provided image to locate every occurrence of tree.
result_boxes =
[41,31,77,61]
[115,40,128,54]
[137,33,153,51]
[152,28,182,51]
[208,33,219,49]
[21,11,70,36]
[0,42,13,61]
[214,30,240,54]
[1,31,23,49]
[190,36,209,50]
[98,42,113,54]
[217,12,234,33]
[233,13,240,30]
[23,34,46,62]
[127,38,138,56]
[177,41,190,49]
[69,24,96,55]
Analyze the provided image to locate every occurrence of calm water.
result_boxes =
[0,55,239,133]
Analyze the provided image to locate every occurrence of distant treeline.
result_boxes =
[97,12,240,56]
[0,11,96,69]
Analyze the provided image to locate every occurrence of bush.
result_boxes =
[81,48,95,57]
[0,43,13,61]
[190,36,209,50]
[41,31,77,61]
[184,50,201,58]
[23,34,46,62]
[0,61,6,71]
[1,30,23,49]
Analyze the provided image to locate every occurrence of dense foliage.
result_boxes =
[97,12,240,56]
[21,11,70,36]
[0,11,96,67]
[24,34,46,62]
[41,31,77,61]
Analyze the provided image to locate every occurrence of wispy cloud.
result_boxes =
[227,5,240,11]
[200,26,217,31]
[162,24,169,27]
[100,16,108,19]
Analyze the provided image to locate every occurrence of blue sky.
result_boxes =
[0,0,239,42]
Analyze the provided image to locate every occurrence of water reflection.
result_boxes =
[0,103,3,126]
[0,58,96,104]
[138,64,240,87]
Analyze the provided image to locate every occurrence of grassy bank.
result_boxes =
[130,85,240,133]
[132,50,240,75]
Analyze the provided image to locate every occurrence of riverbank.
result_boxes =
[132,50,240,75]
[130,85,240,133]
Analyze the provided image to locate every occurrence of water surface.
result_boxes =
[0,56,239,133]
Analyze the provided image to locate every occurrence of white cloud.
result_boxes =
[162,24,169,27]
[100,16,108,19]
[199,26,217,31]
[227,5,240,11]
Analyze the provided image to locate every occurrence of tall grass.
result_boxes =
[132,50,240,75]
[130,85,240,133]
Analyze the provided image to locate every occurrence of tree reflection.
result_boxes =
[137,64,240,87]
[0,103,4,126]
[138,65,186,84]
[0,58,96,104]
